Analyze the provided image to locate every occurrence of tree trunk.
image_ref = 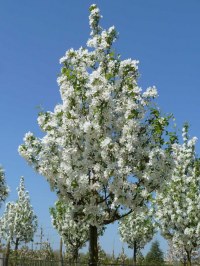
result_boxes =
[89,225,98,266]
[14,238,19,266]
[5,240,10,266]
[73,248,79,266]
[60,237,63,266]
[14,237,19,252]
[186,250,192,266]
[133,241,137,266]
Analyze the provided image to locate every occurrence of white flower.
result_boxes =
[83,121,91,132]
[143,86,158,98]
[100,137,111,147]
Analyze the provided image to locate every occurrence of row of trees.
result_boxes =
[0,236,165,266]
[0,3,199,266]
[67,240,165,265]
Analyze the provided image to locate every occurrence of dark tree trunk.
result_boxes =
[89,225,98,266]
[133,241,137,266]
[14,237,20,266]
[5,240,10,266]
[73,248,79,265]
[186,250,192,266]
[14,237,19,252]
[59,237,64,266]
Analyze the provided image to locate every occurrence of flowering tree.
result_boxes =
[13,176,38,250]
[119,206,156,265]
[156,125,200,266]
[0,177,37,263]
[0,167,9,206]
[50,200,89,262]
[0,202,16,264]
[19,4,173,266]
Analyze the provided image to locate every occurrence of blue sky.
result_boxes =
[0,0,200,257]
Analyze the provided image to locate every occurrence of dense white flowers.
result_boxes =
[19,4,173,229]
[119,206,156,255]
[156,126,200,264]
[50,201,89,261]
[0,177,37,248]
[0,167,9,205]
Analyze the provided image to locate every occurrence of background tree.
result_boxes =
[97,243,110,264]
[13,177,38,251]
[116,247,129,265]
[19,4,174,266]
[145,240,164,265]
[0,176,37,264]
[37,241,55,261]
[165,240,190,265]
[156,125,200,266]
[136,251,144,265]
[0,167,9,206]
[50,200,89,262]
[119,206,156,265]
[0,202,16,265]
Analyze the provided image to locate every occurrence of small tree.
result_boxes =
[0,166,9,258]
[19,4,174,266]
[145,240,164,265]
[119,206,156,265]
[0,177,37,263]
[14,177,38,251]
[0,202,16,264]
[156,125,200,266]
[50,200,89,262]
[0,167,9,206]
[117,247,129,265]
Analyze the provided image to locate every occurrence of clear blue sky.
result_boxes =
[0,0,200,257]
